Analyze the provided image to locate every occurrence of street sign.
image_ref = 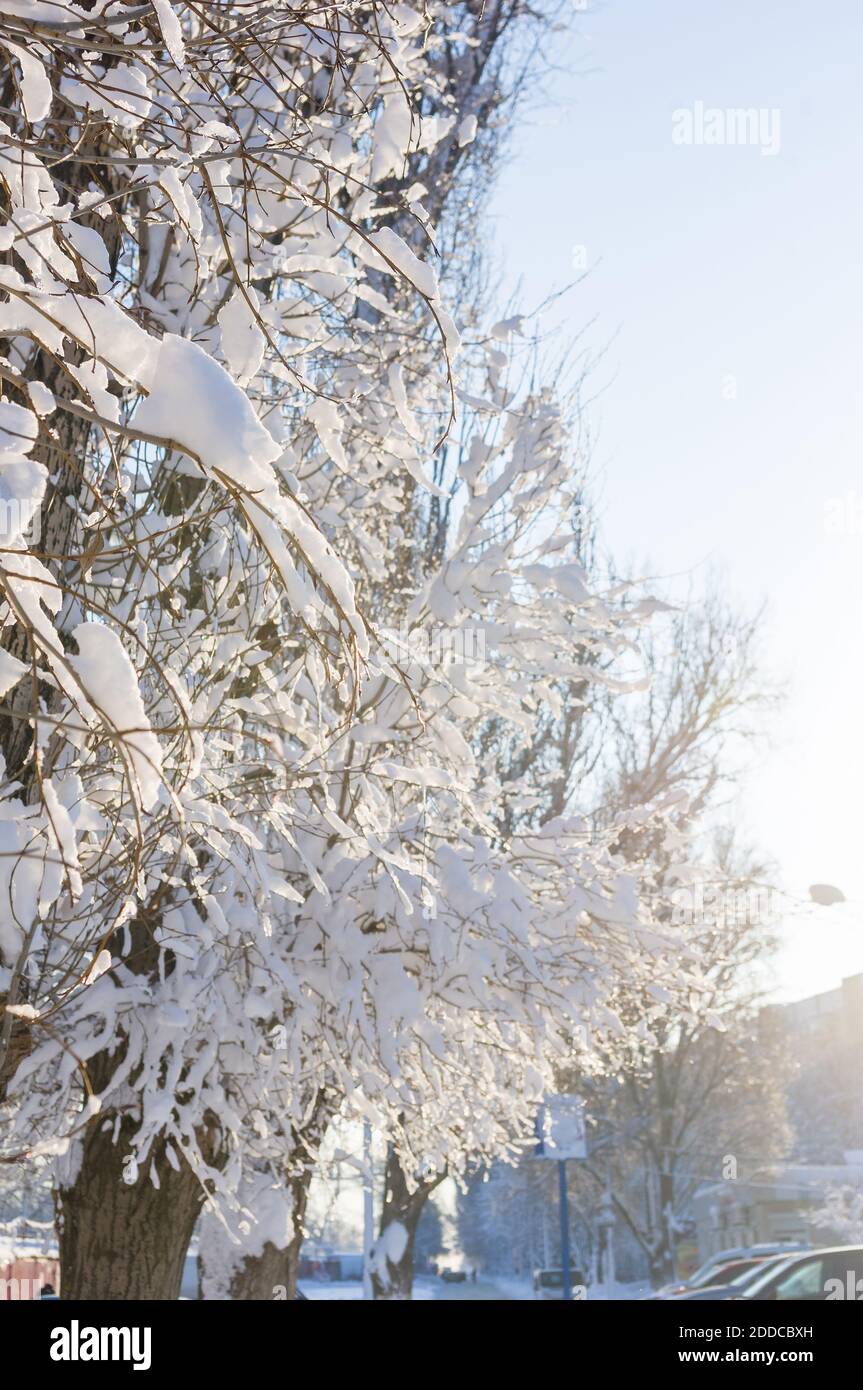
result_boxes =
[535,1095,586,1299]
[536,1094,586,1160]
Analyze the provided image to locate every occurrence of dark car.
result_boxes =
[440,1268,467,1283]
[733,1246,863,1302]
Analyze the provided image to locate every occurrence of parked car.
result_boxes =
[672,1256,792,1301]
[440,1268,467,1283]
[532,1267,586,1299]
[647,1242,810,1300]
[731,1246,863,1302]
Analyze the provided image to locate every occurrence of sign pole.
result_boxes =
[558,1158,572,1300]
[362,1120,374,1300]
[536,1094,585,1300]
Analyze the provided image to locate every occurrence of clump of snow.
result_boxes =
[152,0,186,69]
[60,63,153,129]
[457,114,478,147]
[27,381,55,417]
[367,1219,409,1291]
[199,1173,295,1300]
[0,401,38,455]
[134,333,281,490]
[218,287,266,385]
[369,226,438,300]
[66,623,164,813]
[134,334,366,652]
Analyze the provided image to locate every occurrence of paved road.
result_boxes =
[429,1278,511,1300]
[298,1277,512,1300]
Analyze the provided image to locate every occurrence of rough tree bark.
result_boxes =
[199,1096,334,1301]
[0,144,124,1090]
[55,1051,217,1300]
[54,913,224,1300]
[56,1144,203,1301]
[203,1166,314,1301]
[371,1145,445,1301]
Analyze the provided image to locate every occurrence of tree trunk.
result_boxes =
[56,1115,211,1301]
[371,1146,444,1301]
[0,198,123,1083]
[200,1166,314,1301]
[55,923,223,1300]
[220,1241,293,1302]
[651,1057,677,1287]
[651,1166,677,1287]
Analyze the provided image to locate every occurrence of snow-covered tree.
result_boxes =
[0,1,699,1302]
[809,1186,863,1246]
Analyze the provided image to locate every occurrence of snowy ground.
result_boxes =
[298,1275,651,1301]
[298,1276,504,1300]
[487,1275,651,1301]
[298,1279,430,1300]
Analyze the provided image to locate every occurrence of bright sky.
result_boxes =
[491,0,863,1002]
